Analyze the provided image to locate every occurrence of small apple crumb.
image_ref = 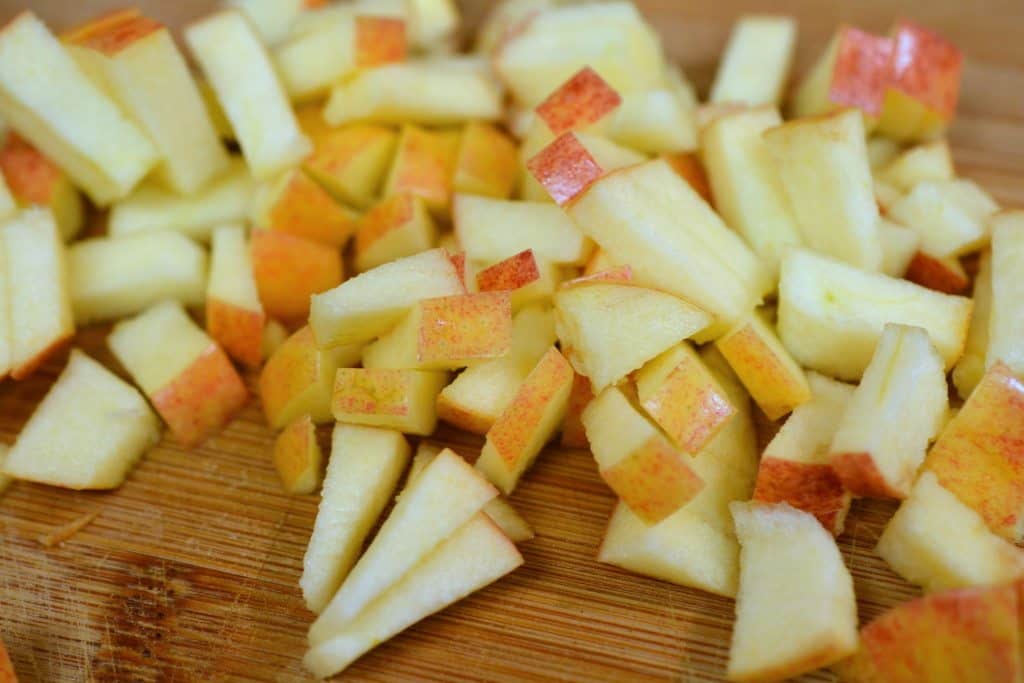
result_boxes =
[38,511,100,548]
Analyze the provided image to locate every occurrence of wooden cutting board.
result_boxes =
[1,1,1023,681]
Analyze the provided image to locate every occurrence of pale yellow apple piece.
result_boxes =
[952,252,992,399]
[272,414,322,495]
[303,124,398,210]
[0,12,157,204]
[987,211,1024,376]
[261,319,288,360]
[764,109,881,271]
[186,11,311,180]
[867,137,902,171]
[876,140,954,192]
[354,193,438,273]
[452,122,519,199]
[332,367,448,436]
[275,16,367,101]
[727,501,858,682]
[304,513,522,678]
[710,16,796,106]
[0,132,82,241]
[2,350,158,489]
[454,195,592,265]
[877,217,921,277]
[876,472,1024,593]
[225,0,303,45]
[474,0,552,54]
[309,448,497,642]
[829,324,947,499]
[778,248,972,380]
[69,231,207,325]
[206,225,264,368]
[406,0,458,49]
[300,424,410,613]
[608,89,697,154]
[310,248,465,348]
[888,180,995,257]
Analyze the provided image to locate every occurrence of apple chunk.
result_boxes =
[876,139,955,192]
[300,424,410,613]
[728,501,858,682]
[354,193,437,273]
[332,367,448,436]
[2,350,159,489]
[454,195,592,265]
[987,211,1024,376]
[0,12,157,204]
[876,472,1024,593]
[452,121,519,199]
[303,124,397,210]
[272,414,322,495]
[829,324,948,499]
[382,124,458,217]
[710,16,796,107]
[0,132,83,241]
[108,301,247,448]
[535,66,622,136]
[250,167,359,248]
[953,252,992,399]
[251,229,343,323]
[206,225,264,368]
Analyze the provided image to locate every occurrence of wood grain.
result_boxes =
[1,1,1023,681]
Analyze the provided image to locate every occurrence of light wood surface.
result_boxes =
[1,1,1022,681]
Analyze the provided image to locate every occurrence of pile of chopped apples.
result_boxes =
[0,0,1021,680]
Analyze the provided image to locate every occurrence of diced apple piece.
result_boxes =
[560,159,769,338]
[710,16,796,107]
[701,107,802,281]
[560,372,594,449]
[362,292,512,370]
[3,208,73,379]
[108,301,247,447]
[925,362,1024,541]
[562,265,632,287]
[332,367,447,436]
[764,109,882,270]
[662,152,713,205]
[952,252,992,399]
[829,324,948,499]
[835,582,1022,683]
[251,230,343,323]
[261,319,288,361]
[324,62,502,126]
[0,12,157,204]
[874,177,903,214]
[987,212,1024,376]
[354,193,437,273]
[888,180,994,257]
[0,133,82,241]
[790,26,892,121]
[2,349,159,489]
[728,501,858,682]
[454,195,592,265]
[406,0,458,50]
[108,160,254,242]
[876,140,954,192]
[225,0,303,45]
[381,124,457,216]
[452,122,518,199]
[904,250,969,294]
[555,282,711,391]
[186,11,311,180]
[475,347,574,495]
[304,124,398,210]
[526,130,645,206]
[716,311,811,420]
[206,225,264,368]
[868,136,902,170]
[607,88,697,155]
[309,448,498,642]
[876,21,963,141]
[304,513,522,678]
[250,168,358,248]
[535,66,622,136]
[878,216,921,277]
[584,386,703,524]
[63,10,230,195]
[273,414,322,495]
[876,472,1024,592]
[778,248,972,380]
[752,372,854,535]
[474,0,552,54]
[68,231,206,325]
[475,249,559,311]
[310,248,465,348]
[300,424,410,613]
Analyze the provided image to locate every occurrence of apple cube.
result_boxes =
[791,26,892,121]
[250,168,358,248]
[323,61,502,126]
[829,324,948,499]
[454,195,592,265]
[63,10,230,195]
[904,250,969,294]
[68,231,206,325]
[987,211,1024,376]
[662,152,713,205]
[0,132,82,241]
[382,124,458,217]
[715,311,811,420]
[727,501,858,681]
[452,122,518,199]
[354,193,438,273]
[310,248,465,348]
[405,0,458,50]
[2,350,159,489]
[710,16,797,106]
[878,217,922,277]
[2,208,73,379]
[752,372,854,535]
[778,248,972,380]
[362,291,512,370]
[764,108,882,271]
[332,367,447,436]
[474,0,552,54]
[878,471,1024,592]
[952,252,992,399]
[525,130,645,206]
[224,0,302,45]
[272,414,322,495]
[925,362,1024,542]
[309,448,498,642]
[206,225,265,368]
[185,11,312,180]
[875,139,955,192]
[535,66,622,136]
[888,180,996,257]
[701,107,802,282]
[0,12,157,204]
[261,318,288,360]
[108,160,254,242]
[563,265,632,288]
[635,343,735,454]
[251,229,343,323]
[304,513,521,678]
[555,281,712,391]
[560,372,594,449]
[301,424,410,613]
[607,88,698,154]
[475,347,574,494]
[304,124,398,210]
[475,249,560,311]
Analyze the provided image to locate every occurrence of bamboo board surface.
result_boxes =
[1,0,1023,681]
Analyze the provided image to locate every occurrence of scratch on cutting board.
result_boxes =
[38,511,100,548]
